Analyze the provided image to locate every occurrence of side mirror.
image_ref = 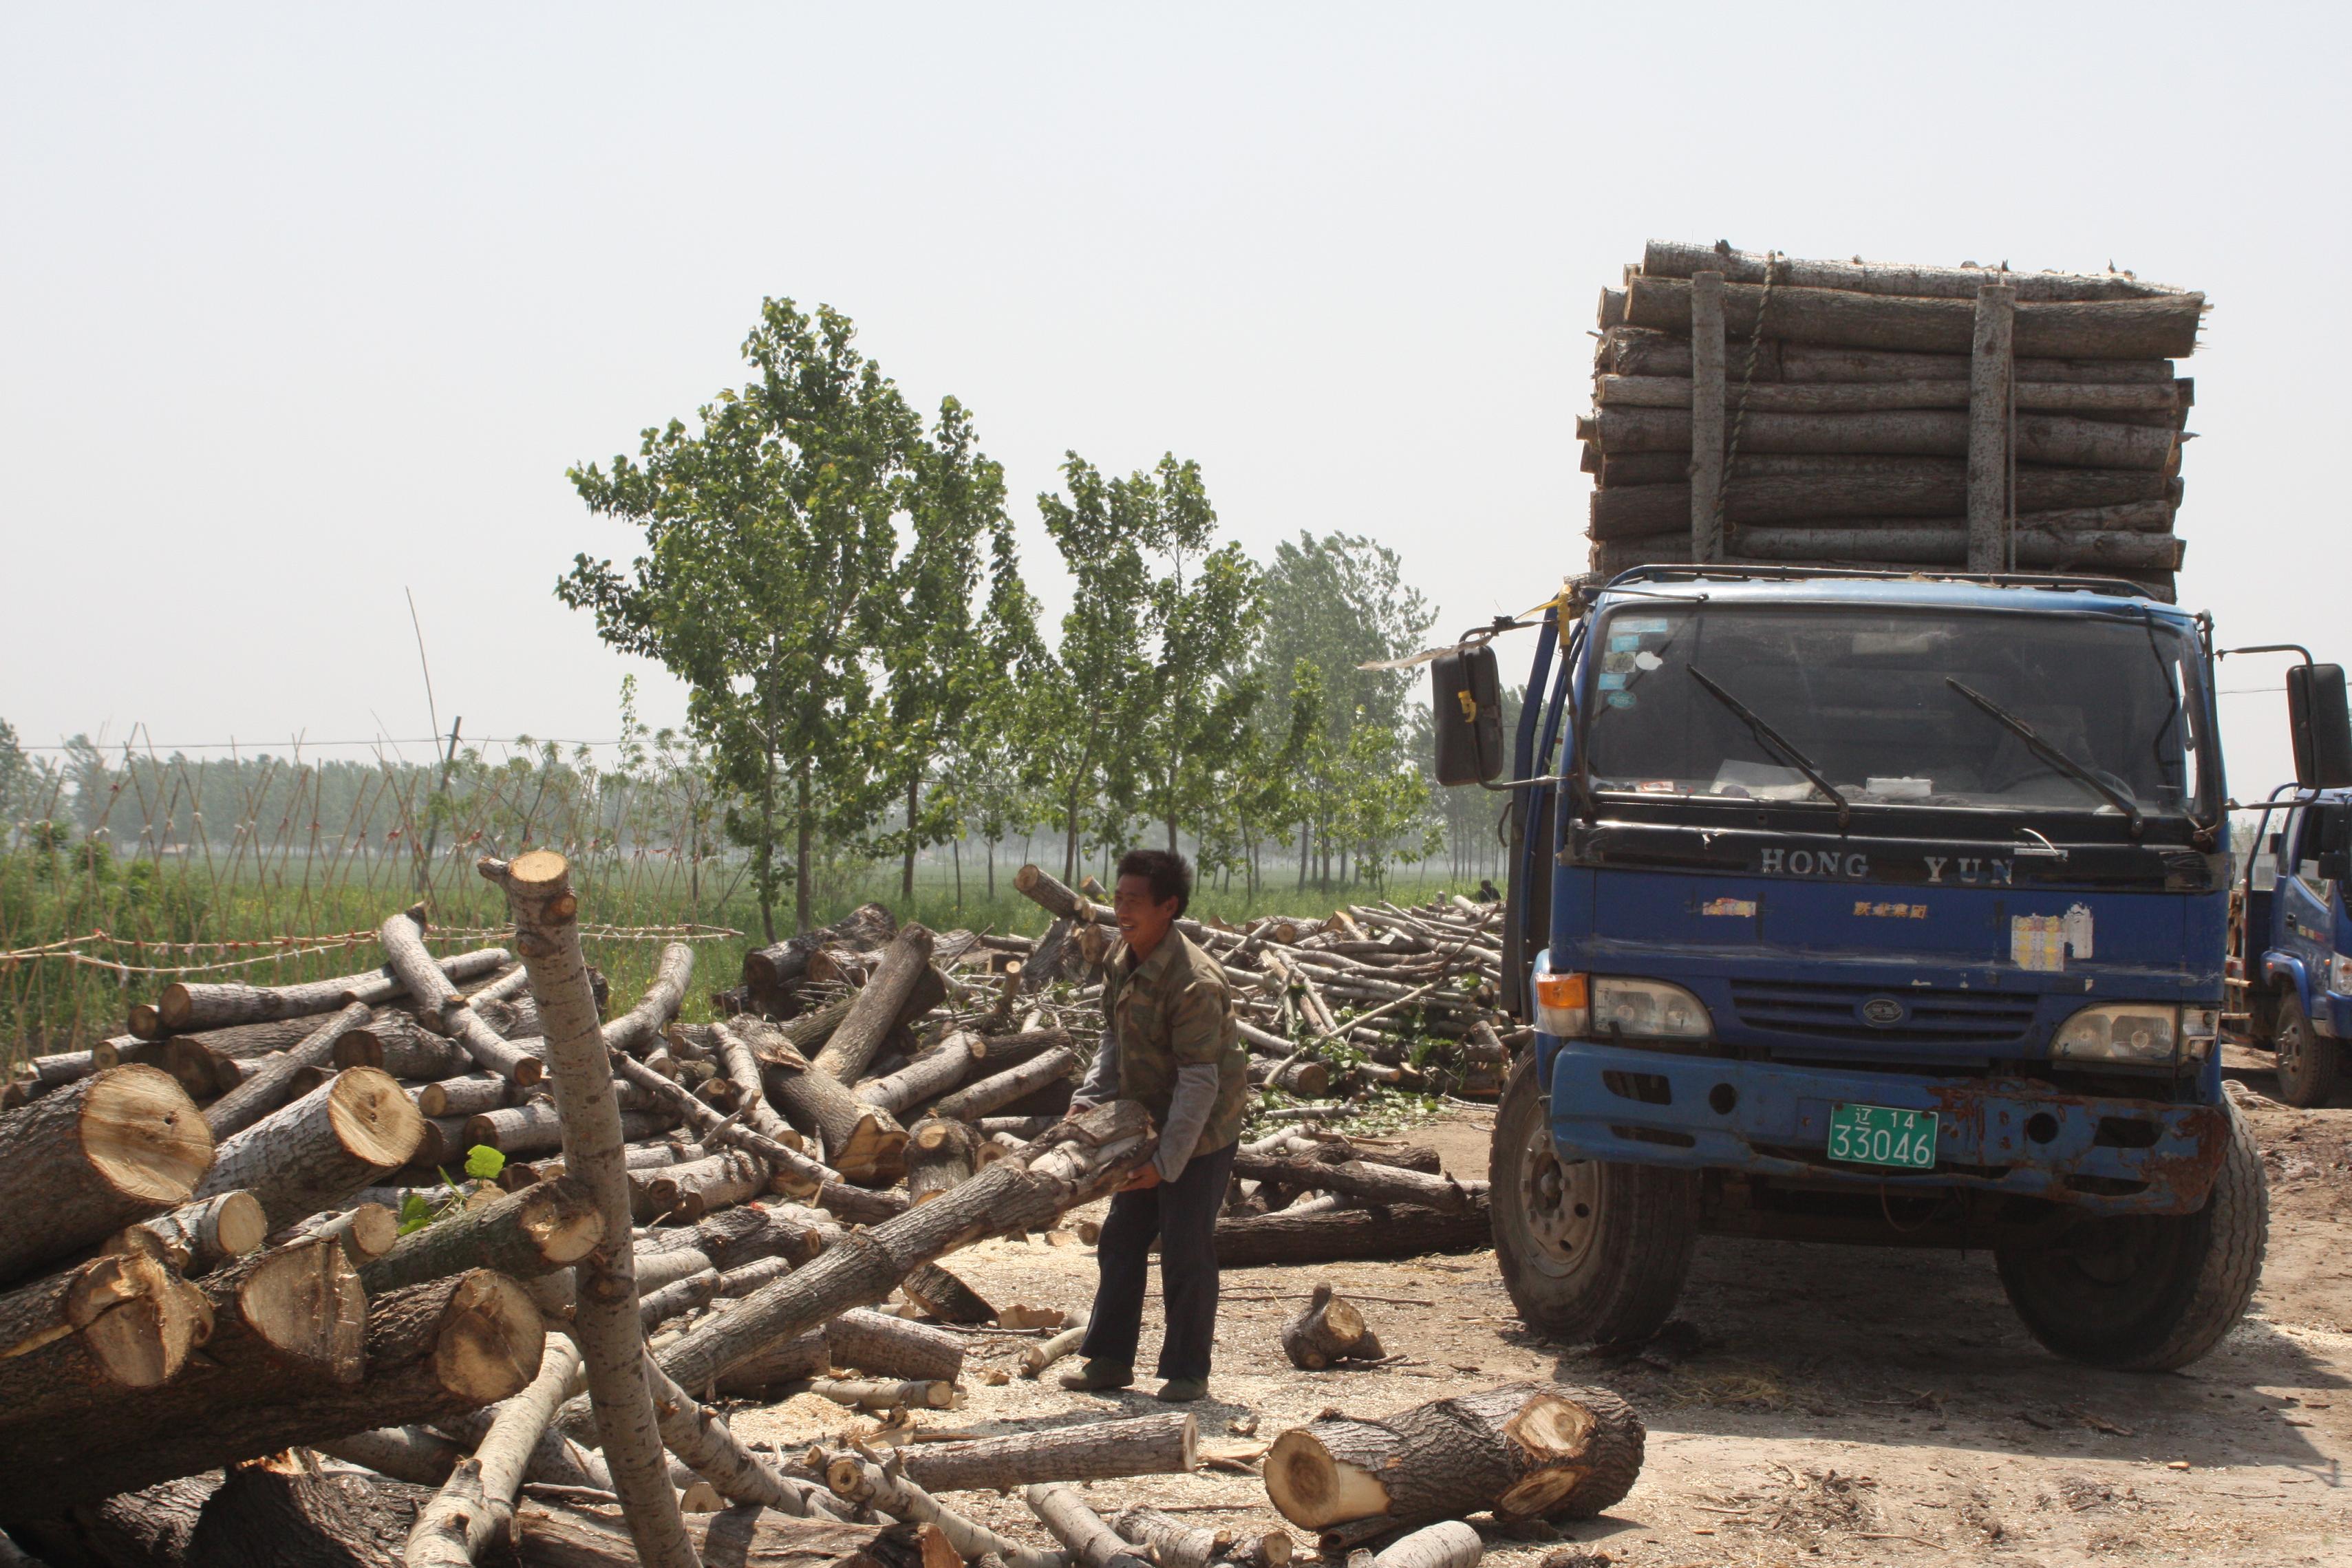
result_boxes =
[2286,663,2352,789]
[1432,645,1504,786]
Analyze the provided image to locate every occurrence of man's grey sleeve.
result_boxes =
[1070,1029,1120,1108]
[1153,1062,1221,1181]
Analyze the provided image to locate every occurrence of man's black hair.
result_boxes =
[1115,848,1192,918]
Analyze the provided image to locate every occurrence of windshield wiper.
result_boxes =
[1944,676,2143,838]
[1686,664,1850,830]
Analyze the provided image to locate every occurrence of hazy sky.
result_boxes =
[3,6,2344,795]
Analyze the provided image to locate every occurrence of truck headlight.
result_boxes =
[2053,1003,2212,1066]
[1592,977,1713,1040]
[1530,960,1588,1037]
[2330,956,2352,995]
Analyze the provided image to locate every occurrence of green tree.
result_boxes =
[560,298,921,939]
[1135,459,1261,853]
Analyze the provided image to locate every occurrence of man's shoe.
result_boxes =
[1059,1359,1133,1393]
[1155,1377,1208,1403]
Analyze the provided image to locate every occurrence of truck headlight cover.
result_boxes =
[2052,1003,2216,1065]
[1531,956,1712,1041]
[2331,955,2352,995]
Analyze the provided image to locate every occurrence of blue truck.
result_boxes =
[1431,565,2349,1371]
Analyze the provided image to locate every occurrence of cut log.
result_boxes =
[408,1333,584,1567]
[359,1175,604,1296]
[713,1329,832,1396]
[204,1002,377,1141]
[902,1411,1196,1493]
[1213,1198,1490,1269]
[643,1100,1153,1402]
[720,1256,789,1296]
[1279,1283,1385,1369]
[1012,864,1095,923]
[1115,1507,1230,1568]
[855,1042,973,1117]
[378,911,544,1087]
[111,1188,269,1274]
[793,1376,956,1411]
[1364,1521,1482,1568]
[46,1473,220,1568]
[965,1028,1076,1068]
[643,1359,844,1518]
[1024,1485,1149,1568]
[901,1263,995,1326]
[1262,1382,1645,1534]
[156,947,511,1034]
[321,1424,467,1486]
[512,1499,956,1568]
[1019,1313,1091,1379]
[1640,240,2189,303]
[414,1073,511,1121]
[904,1118,981,1205]
[825,1307,965,1382]
[751,1025,908,1185]
[465,1102,676,1159]
[809,924,937,1085]
[480,852,696,1568]
[1583,405,2175,471]
[742,903,897,991]
[1589,456,2170,538]
[336,1015,479,1080]
[197,1068,425,1230]
[1226,1532,1296,1568]
[1732,524,2183,570]
[637,1269,720,1330]
[601,942,694,1057]
[928,1049,1078,1123]
[180,1451,403,1568]
[712,1020,798,1149]
[643,1150,769,1224]
[0,1248,210,1425]
[288,1203,400,1267]
[1625,275,2202,359]
[824,1454,1060,1568]
[1231,1155,1480,1216]
[0,1065,213,1282]
[1596,372,2183,416]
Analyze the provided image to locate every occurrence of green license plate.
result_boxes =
[1826,1103,1938,1170]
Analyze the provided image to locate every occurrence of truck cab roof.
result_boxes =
[1590,565,2196,628]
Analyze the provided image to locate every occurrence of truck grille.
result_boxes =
[1729,979,2038,1046]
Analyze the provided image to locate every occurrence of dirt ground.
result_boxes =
[733,1046,2352,1567]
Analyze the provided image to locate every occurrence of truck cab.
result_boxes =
[1437,566,2275,1372]
[2236,784,2352,1106]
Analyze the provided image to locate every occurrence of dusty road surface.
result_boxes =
[734,1048,2350,1567]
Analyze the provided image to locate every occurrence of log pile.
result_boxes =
[1583,239,2202,600]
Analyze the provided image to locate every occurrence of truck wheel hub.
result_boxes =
[1519,1126,1599,1265]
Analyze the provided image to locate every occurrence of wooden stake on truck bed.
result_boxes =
[1968,281,2018,572]
[1690,268,1726,563]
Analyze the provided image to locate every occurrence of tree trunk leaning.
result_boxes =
[197,1067,427,1230]
[1261,1382,1646,1534]
[811,924,937,1084]
[901,1410,1197,1493]
[753,1029,908,1185]
[0,1065,214,1282]
[480,850,698,1568]
[1279,1283,1385,1369]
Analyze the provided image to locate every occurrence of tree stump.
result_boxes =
[1262,1383,1645,1533]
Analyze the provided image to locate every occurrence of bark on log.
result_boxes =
[378,912,544,1087]
[321,1424,467,1486]
[793,1376,956,1411]
[712,1020,800,1151]
[182,1452,402,1568]
[965,1028,1075,1068]
[0,1065,213,1282]
[1583,404,2176,471]
[752,1027,908,1185]
[1213,1199,1490,1269]
[1024,1486,1149,1568]
[205,1003,377,1141]
[1263,1382,1645,1532]
[901,1412,1196,1493]
[197,1068,426,1230]
[407,1333,582,1567]
[480,852,696,1568]
[1279,1283,1385,1369]
[156,947,510,1035]
[1590,457,2170,538]
[111,1189,269,1274]
[854,1042,973,1117]
[1115,1507,1229,1568]
[360,1176,605,1296]
[1012,865,1095,923]
[643,1101,1153,1401]
[810,925,938,1084]
[901,1263,995,1325]
[1625,275,2202,359]
[511,1499,955,1568]
[1596,372,2183,416]
[904,1118,981,1205]
[927,1049,1078,1124]
[712,1329,832,1396]
[742,904,897,992]
[1640,240,2190,303]
[824,1307,965,1383]
[824,1456,1060,1568]
[1230,1155,1480,1216]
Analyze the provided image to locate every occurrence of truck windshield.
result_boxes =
[1583,603,2211,818]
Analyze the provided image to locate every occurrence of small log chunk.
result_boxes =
[1224,1532,1295,1568]
[1019,1312,1091,1379]
[290,1202,400,1266]
[1279,1283,1385,1369]
[904,1118,981,1205]
[1024,1485,1149,1568]
[414,1073,512,1120]
[752,1026,910,1185]
[644,1150,770,1224]
[111,1188,269,1274]
[1261,1382,1645,1534]
[1116,1507,1229,1568]
[901,1412,1196,1493]
[0,1249,209,1423]
[901,1262,995,1326]
[359,1174,605,1296]
[197,1067,427,1229]
[927,1049,1078,1124]
[0,1064,213,1282]
[826,1307,965,1382]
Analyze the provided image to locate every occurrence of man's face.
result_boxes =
[1113,873,1182,955]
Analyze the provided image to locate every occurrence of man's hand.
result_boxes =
[1065,1099,1097,1121]
[1120,1163,1163,1192]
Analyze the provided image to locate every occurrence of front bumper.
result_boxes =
[1543,1036,2225,1215]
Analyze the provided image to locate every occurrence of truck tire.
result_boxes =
[2271,989,2341,1108]
[1993,1099,2268,1372]
[1488,1050,1699,1344]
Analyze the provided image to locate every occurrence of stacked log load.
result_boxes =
[0,862,1585,1567]
[1582,239,2201,601]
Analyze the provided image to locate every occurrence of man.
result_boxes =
[1060,848,1249,1402]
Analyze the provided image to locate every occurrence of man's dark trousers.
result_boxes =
[1079,1139,1240,1379]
